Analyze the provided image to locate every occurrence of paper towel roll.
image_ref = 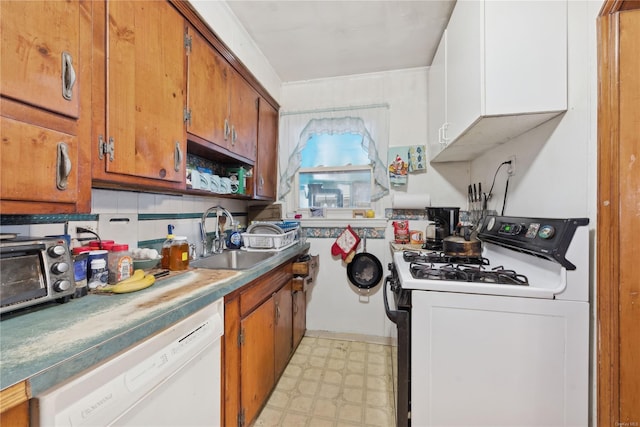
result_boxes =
[392,193,431,209]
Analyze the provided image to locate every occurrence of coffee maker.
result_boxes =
[424,207,460,250]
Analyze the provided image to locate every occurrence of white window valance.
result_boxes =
[278,104,390,204]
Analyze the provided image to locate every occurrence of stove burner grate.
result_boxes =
[403,250,489,266]
[409,261,529,286]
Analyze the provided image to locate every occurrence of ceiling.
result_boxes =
[225,0,456,82]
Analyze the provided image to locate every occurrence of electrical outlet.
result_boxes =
[507,155,516,176]
[68,221,99,241]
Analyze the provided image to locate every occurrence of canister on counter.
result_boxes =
[87,250,109,281]
[72,247,90,298]
[88,258,108,289]
[409,230,425,245]
[89,240,115,251]
[169,236,189,271]
[108,244,133,283]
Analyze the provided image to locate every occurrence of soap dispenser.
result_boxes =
[227,222,243,250]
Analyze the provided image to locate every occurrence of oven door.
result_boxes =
[383,271,411,426]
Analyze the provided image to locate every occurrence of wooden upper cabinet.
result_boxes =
[0,0,92,214]
[186,25,258,163]
[95,0,186,185]
[186,26,230,149]
[1,1,80,118]
[255,98,278,200]
[228,73,259,162]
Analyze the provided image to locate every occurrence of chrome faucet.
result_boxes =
[200,206,235,256]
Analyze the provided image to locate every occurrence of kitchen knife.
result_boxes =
[473,184,478,203]
[478,182,482,208]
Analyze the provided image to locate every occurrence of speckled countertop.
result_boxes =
[0,243,309,396]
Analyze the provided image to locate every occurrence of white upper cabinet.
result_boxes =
[428,0,568,162]
[427,30,447,162]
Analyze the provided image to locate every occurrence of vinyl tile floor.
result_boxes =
[254,336,397,427]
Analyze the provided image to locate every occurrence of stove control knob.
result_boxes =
[54,279,72,292]
[538,225,556,239]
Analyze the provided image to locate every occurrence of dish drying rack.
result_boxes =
[242,221,300,251]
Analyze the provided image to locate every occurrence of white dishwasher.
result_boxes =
[35,298,224,427]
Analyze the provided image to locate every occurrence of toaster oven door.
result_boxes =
[0,247,48,310]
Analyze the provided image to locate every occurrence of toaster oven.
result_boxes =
[0,236,75,315]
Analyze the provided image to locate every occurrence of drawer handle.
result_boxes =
[224,119,230,141]
[56,142,72,190]
[61,51,76,101]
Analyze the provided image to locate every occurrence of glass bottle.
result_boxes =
[161,224,175,269]
[169,236,189,271]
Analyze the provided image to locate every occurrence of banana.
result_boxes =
[115,269,145,285]
[96,273,156,294]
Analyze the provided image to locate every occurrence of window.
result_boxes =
[297,133,372,209]
[278,106,390,216]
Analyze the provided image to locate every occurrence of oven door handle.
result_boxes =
[383,275,399,324]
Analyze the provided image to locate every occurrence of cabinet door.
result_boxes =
[1,1,80,118]
[445,0,482,144]
[104,1,185,183]
[292,290,306,350]
[255,98,278,199]
[240,298,275,426]
[427,30,447,161]
[1,117,78,204]
[229,72,258,161]
[186,26,230,149]
[274,282,293,378]
[1,0,91,214]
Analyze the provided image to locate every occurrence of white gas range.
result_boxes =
[385,215,590,427]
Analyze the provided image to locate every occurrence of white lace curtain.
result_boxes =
[278,104,390,206]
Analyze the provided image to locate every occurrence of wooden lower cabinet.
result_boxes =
[0,400,28,427]
[241,297,276,425]
[274,282,293,379]
[223,262,296,427]
[292,289,307,351]
[0,382,29,427]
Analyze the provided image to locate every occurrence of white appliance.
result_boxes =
[385,215,589,426]
[35,298,224,426]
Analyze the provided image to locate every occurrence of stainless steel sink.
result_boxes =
[190,250,274,270]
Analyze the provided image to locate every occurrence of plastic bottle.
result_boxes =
[227,222,243,249]
[88,258,108,289]
[161,224,175,269]
[169,236,189,271]
[108,244,133,283]
[72,247,90,298]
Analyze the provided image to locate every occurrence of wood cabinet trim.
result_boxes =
[597,1,640,424]
[0,381,29,414]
